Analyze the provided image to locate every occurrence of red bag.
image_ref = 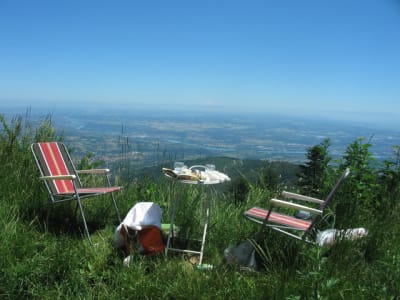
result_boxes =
[136,225,165,255]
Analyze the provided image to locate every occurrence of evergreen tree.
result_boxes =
[227,176,250,205]
[258,161,281,192]
[298,138,331,197]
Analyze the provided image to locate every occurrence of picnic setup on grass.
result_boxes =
[162,162,231,269]
[31,141,368,271]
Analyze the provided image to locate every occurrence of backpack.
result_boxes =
[135,225,165,255]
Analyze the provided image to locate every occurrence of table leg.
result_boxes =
[198,194,211,265]
[165,195,179,256]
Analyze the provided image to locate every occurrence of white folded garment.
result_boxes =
[114,202,163,249]
[316,227,368,246]
[122,202,162,230]
[201,170,231,184]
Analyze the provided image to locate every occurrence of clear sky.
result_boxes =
[0,0,399,125]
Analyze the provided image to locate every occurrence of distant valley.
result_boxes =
[2,107,400,170]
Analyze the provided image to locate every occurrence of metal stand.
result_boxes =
[165,184,211,265]
[198,194,211,264]
[163,165,230,266]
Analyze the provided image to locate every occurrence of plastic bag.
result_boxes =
[224,239,259,271]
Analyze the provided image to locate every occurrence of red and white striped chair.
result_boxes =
[244,168,350,243]
[31,142,122,244]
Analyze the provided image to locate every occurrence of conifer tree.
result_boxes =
[298,138,331,197]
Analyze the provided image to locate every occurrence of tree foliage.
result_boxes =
[227,176,250,205]
[298,138,332,197]
[258,161,281,192]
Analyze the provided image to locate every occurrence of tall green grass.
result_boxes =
[0,112,399,299]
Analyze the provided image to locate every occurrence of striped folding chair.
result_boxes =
[31,142,122,244]
[244,168,350,243]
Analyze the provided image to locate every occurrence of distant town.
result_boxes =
[2,106,400,169]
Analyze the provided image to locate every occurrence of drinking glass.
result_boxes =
[174,162,184,173]
[206,164,215,171]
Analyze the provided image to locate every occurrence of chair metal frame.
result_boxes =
[244,168,350,243]
[31,142,121,244]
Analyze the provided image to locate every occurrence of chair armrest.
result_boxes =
[77,169,110,174]
[270,198,323,215]
[40,175,76,180]
[281,191,324,204]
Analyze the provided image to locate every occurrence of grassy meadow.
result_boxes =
[0,113,399,299]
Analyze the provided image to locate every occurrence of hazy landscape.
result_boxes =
[3,105,398,169]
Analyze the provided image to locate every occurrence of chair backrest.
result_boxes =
[319,168,351,211]
[304,168,350,238]
[31,142,80,195]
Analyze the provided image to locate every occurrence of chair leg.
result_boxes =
[110,192,121,223]
[76,198,93,245]
[105,174,121,223]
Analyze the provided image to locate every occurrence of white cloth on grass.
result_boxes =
[316,227,368,246]
[114,202,162,249]
[121,202,162,230]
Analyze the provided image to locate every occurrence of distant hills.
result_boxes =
[2,107,399,170]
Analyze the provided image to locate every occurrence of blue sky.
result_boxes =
[0,0,399,125]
